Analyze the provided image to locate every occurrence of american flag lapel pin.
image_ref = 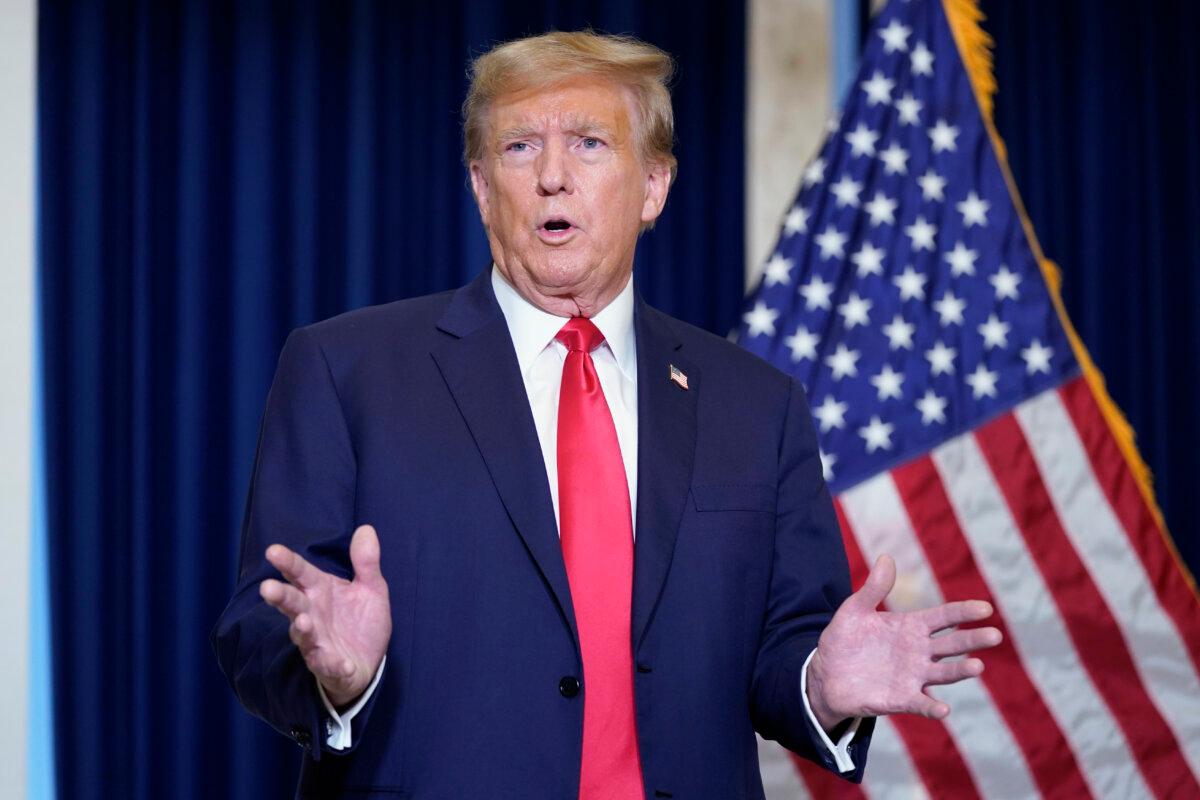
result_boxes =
[669,363,689,390]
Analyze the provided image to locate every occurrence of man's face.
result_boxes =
[469,77,671,317]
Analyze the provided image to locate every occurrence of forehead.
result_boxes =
[487,77,635,137]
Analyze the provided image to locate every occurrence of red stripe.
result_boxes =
[834,500,869,591]
[975,413,1199,799]
[833,499,983,800]
[1059,376,1200,676]
[790,752,868,800]
[891,455,1094,798]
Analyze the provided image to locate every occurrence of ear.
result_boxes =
[469,160,491,227]
[640,160,672,225]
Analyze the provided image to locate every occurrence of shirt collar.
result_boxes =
[491,265,637,382]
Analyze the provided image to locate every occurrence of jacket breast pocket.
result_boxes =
[690,483,775,513]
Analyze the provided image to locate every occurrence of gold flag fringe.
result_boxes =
[940,0,1196,593]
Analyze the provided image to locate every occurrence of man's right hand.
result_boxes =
[260,524,392,708]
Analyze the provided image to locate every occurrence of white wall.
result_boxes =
[0,0,35,796]
[746,0,833,288]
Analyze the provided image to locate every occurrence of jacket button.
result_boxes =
[559,676,581,698]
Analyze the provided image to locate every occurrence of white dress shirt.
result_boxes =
[317,267,858,772]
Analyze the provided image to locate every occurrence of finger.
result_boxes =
[922,599,994,634]
[930,626,1003,658]
[926,657,985,686]
[288,613,317,654]
[911,692,950,720]
[850,554,896,611]
[350,524,384,587]
[259,578,309,620]
[265,544,323,590]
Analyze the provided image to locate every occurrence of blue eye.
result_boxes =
[582,137,602,149]
[508,142,528,152]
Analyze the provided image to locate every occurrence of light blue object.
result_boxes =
[831,0,862,106]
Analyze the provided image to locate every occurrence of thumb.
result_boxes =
[851,553,896,611]
[349,524,384,586]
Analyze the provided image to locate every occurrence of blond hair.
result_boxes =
[462,30,678,183]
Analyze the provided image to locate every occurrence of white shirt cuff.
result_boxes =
[316,656,387,751]
[800,649,862,773]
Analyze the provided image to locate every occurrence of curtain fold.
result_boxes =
[983,0,1199,576]
[37,1,744,797]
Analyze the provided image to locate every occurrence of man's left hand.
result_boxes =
[805,554,1002,731]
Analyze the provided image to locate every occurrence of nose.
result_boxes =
[536,139,574,196]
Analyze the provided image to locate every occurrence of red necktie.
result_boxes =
[555,317,644,800]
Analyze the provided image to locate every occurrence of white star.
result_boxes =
[925,340,957,375]
[882,314,916,350]
[864,191,898,226]
[916,389,947,425]
[831,175,863,208]
[966,363,1000,399]
[825,344,861,380]
[838,292,873,329]
[917,169,947,202]
[893,266,927,301]
[929,119,960,153]
[870,364,905,401]
[762,253,794,286]
[934,291,966,326]
[743,301,779,337]
[850,242,886,277]
[862,71,895,106]
[944,241,979,277]
[783,205,809,236]
[846,123,880,157]
[978,314,1011,350]
[799,275,835,310]
[814,225,848,260]
[895,92,923,126]
[879,143,910,175]
[989,265,1022,300]
[956,191,991,227]
[905,216,938,251]
[879,19,911,53]
[784,325,819,362]
[1021,339,1054,374]
[803,157,826,187]
[911,41,935,76]
[859,416,895,453]
[820,448,837,481]
[813,395,849,432]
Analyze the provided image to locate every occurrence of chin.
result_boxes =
[530,253,596,290]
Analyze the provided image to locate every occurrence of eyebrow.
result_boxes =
[495,117,613,142]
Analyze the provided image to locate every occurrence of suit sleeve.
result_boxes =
[749,377,875,782]
[209,326,383,760]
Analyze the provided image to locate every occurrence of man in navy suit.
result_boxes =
[212,30,1000,799]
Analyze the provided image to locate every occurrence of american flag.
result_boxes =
[737,1,1200,797]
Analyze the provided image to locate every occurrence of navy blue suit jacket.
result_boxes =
[212,268,874,798]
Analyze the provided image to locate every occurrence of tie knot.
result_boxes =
[555,317,605,353]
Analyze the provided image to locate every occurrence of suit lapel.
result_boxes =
[430,270,579,650]
[631,297,698,652]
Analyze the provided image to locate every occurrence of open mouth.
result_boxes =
[542,218,573,232]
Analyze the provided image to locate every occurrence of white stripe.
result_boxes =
[756,735,811,800]
[842,476,1040,800]
[932,433,1152,799]
[1016,391,1200,777]
[861,718,929,800]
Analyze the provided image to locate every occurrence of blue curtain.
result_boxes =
[981,1,1200,576]
[36,1,744,797]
